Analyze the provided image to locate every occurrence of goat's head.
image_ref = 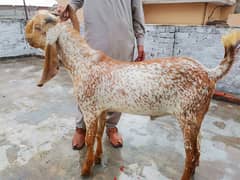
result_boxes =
[25,10,58,50]
[25,5,80,87]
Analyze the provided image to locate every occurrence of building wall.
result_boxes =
[0,18,239,95]
[144,3,235,25]
[144,3,206,25]
[145,25,240,95]
[0,19,42,58]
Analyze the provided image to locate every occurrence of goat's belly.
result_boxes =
[100,83,178,116]
[109,107,169,116]
[103,95,174,116]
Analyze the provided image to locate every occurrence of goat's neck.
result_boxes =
[57,31,101,78]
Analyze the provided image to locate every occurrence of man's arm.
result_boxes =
[132,0,145,61]
[57,0,84,21]
[69,0,84,11]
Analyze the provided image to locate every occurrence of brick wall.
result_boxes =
[0,19,42,58]
[145,25,240,95]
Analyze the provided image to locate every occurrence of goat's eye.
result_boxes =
[34,25,41,31]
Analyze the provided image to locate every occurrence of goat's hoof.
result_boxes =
[192,169,195,175]
[195,161,199,167]
[181,168,195,180]
[95,157,101,164]
[81,167,91,176]
[81,170,91,176]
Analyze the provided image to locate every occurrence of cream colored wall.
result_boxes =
[143,3,235,25]
[204,3,235,23]
[144,3,206,25]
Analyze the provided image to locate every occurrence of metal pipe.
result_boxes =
[23,0,28,20]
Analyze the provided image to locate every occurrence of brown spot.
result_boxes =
[118,89,127,96]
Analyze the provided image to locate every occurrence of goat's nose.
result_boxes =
[26,39,34,47]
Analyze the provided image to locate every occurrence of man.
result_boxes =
[58,0,145,150]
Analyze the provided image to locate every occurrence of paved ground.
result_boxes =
[0,57,240,180]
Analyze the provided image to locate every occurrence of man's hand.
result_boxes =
[56,4,70,21]
[135,45,145,62]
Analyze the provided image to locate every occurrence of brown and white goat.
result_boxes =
[25,7,240,180]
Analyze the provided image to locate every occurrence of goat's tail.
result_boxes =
[209,31,240,81]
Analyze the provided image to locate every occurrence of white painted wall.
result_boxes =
[0,19,42,58]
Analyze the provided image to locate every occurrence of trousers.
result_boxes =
[76,106,121,129]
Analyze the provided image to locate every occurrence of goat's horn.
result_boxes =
[44,14,58,25]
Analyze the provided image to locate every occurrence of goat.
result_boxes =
[25,6,240,180]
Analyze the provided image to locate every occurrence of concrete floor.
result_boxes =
[0,57,240,180]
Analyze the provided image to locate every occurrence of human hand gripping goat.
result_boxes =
[25,6,240,180]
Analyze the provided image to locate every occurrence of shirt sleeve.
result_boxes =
[69,0,84,11]
[132,0,145,46]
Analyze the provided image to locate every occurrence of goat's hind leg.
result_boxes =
[95,111,107,164]
[81,116,98,176]
[179,118,200,180]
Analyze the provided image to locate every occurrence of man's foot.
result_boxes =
[72,128,86,150]
[106,127,123,148]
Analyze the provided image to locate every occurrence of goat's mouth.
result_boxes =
[26,38,45,50]
[26,38,36,48]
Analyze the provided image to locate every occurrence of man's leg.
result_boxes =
[72,106,86,150]
[106,112,123,148]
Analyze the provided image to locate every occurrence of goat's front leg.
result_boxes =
[81,116,97,176]
[95,111,106,164]
[195,133,201,167]
[181,121,200,180]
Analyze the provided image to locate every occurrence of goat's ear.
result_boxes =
[38,43,59,87]
[65,4,80,32]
